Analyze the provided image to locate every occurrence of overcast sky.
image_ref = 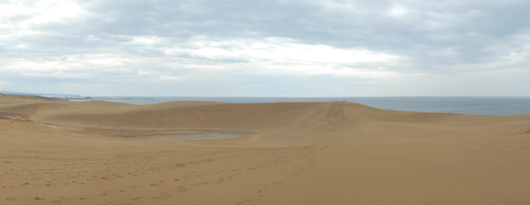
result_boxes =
[1,0,530,96]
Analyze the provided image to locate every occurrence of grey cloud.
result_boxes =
[68,1,530,61]
[8,1,530,56]
[1,0,530,95]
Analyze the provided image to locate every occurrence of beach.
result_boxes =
[1,94,530,204]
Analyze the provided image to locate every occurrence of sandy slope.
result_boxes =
[1,94,529,205]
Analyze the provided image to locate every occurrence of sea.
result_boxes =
[67,96,530,116]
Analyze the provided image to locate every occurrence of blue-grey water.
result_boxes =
[69,97,530,116]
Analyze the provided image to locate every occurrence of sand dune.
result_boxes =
[1,94,530,204]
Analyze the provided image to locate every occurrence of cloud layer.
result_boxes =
[1,0,530,96]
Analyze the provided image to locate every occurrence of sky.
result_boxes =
[1,0,530,96]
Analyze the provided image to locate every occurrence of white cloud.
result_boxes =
[30,0,82,24]
[0,36,403,84]
[0,2,34,17]
[158,75,183,81]
[1,54,137,78]
[0,0,84,40]
[390,4,407,16]
[0,0,83,23]
[315,0,358,13]
[129,36,163,46]
[162,37,402,78]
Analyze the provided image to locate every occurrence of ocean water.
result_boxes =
[69,97,530,116]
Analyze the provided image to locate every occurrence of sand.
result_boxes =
[1,94,530,205]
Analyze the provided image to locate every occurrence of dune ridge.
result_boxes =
[1,94,530,204]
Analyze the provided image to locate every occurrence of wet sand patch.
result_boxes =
[132,130,256,141]
[38,123,62,128]
[34,124,256,141]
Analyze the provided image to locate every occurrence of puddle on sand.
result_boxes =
[38,123,62,128]
[34,124,255,141]
[38,123,74,129]
[135,130,256,141]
